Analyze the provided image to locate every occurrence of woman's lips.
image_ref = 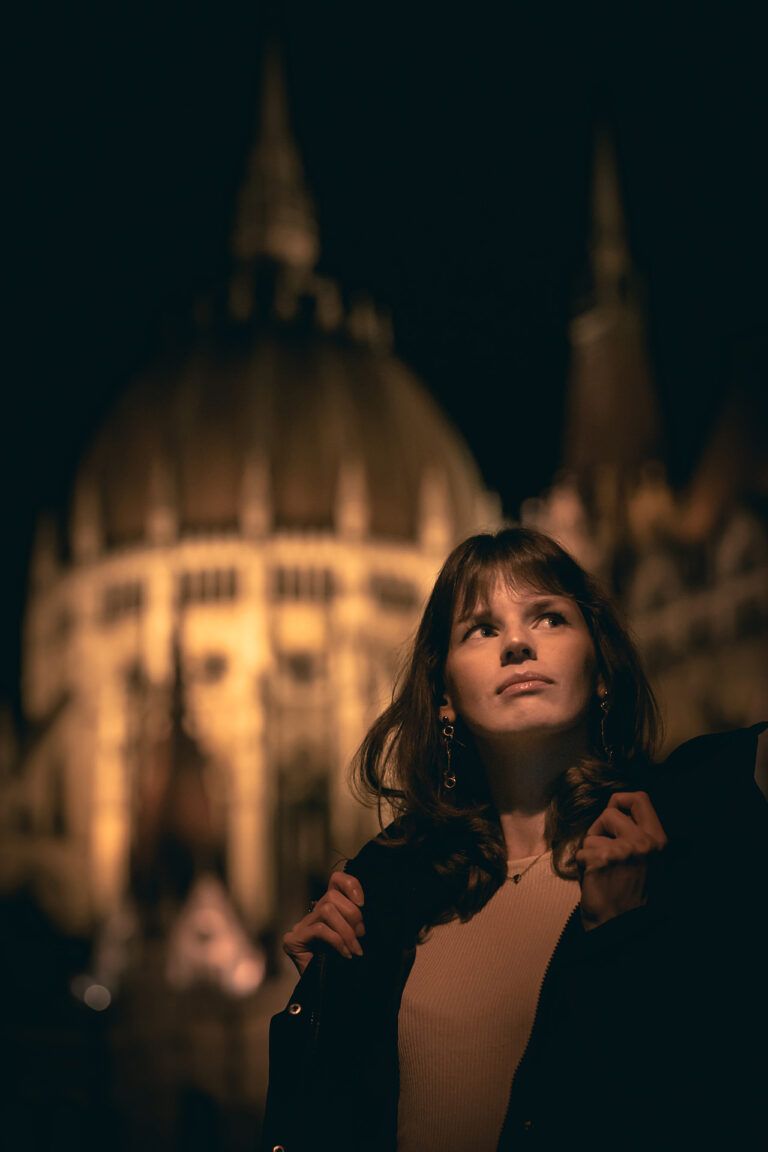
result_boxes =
[496,674,553,695]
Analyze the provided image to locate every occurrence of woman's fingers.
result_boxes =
[296,918,355,958]
[328,871,365,906]
[576,832,653,870]
[282,872,368,974]
[293,897,364,955]
[283,921,351,972]
[604,791,667,845]
[309,901,364,955]
[310,887,365,938]
[577,790,668,929]
[586,805,636,840]
[586,792,667,850]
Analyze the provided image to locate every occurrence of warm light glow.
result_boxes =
[83,983,112,1011]
[230,956,266,997]
[165,874,267,995]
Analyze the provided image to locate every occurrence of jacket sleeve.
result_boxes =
[259,834,423,1152]
[501,723,768,1149]
[259,952,326,1152]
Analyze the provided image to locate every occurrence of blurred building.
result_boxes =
[2,60,766,956]
[3,45,764,1152]
[0,47,497,936]
[524,132,768,752]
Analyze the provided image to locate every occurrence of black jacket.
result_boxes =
[261,724,768,1152]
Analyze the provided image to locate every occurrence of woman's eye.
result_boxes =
[465,622,496,639]
[539,612,566,627]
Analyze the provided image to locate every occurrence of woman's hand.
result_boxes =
[283,872,366,975]
[576,791,667,932]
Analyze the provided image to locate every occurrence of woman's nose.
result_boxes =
[501,636,535,664]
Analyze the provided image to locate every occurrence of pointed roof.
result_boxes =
[589,132,634,305]
[131,635,223,905]
[563,129,660,476]
[158,634,217,851]
[230,41,319,273]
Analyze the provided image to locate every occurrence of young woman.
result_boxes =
[261,528,767,1152]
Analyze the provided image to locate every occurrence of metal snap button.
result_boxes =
[288,1002,302,1015]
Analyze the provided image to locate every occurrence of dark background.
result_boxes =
[4,1,767,709]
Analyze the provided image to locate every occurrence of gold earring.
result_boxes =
[440,715,456,789]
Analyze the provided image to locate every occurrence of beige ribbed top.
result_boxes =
[396,852,578,1152]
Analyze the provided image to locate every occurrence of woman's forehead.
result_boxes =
[453,566,572,619]
[455,557,564,603]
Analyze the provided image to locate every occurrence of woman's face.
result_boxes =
[442,576,601,746]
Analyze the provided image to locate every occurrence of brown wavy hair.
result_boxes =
[351,526,660,921]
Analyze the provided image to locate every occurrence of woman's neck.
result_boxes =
[476,729,589,859]
[498,810,548,859]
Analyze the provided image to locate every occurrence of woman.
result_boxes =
[262,528,767,1152]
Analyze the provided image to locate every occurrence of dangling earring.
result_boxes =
[599,692,614,762]
[440,715,456,789]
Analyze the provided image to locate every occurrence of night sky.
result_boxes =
[4,2,767,709]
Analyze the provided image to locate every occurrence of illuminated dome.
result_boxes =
[76,322,489,548]
[10,40,498,939]
[72,43,490,553]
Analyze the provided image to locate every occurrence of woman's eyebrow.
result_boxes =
[454,601,491,625]
[523,596,570,613]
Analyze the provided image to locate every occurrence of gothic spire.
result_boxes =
[590,129,632,306]
[562,128,660,480]
[230,40,319,274]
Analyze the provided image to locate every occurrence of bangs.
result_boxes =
[451,535,590,624]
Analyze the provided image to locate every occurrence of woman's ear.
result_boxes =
[596,673,607,700]
[439,692,456,724]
